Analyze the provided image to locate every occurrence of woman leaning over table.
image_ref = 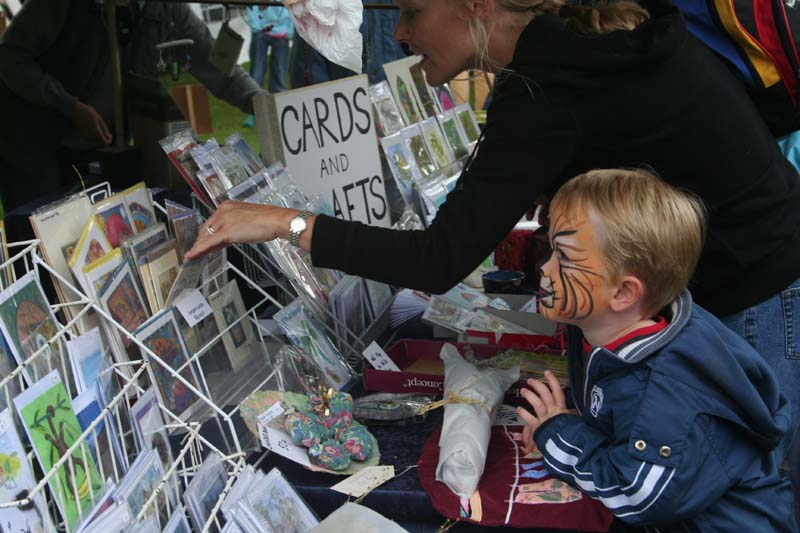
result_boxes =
[186,0,800,494]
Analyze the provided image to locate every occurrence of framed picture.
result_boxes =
[383,55,429,124]
[93,193,135,248]
[438,111,469,159]
[72,384,126,481]
[0,407,56,533]
[123,182,157,233]
[29,192,93,324]
[420,117,456,169]
[402,124,438,178]
[0,272,66,387]
[369,81,405,137]
[184,454,228,532]
[69,216,113,294]
[134,309,202,421]
[454,103,481,143]
[208,280,255,371]
[13,371,103,531]
[98,263,149,352]
[163,505,192,533]
[243,468,318,531]
[129,388,174,481]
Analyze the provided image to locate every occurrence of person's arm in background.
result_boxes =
[0,0,110,144]
[171,4,263,115]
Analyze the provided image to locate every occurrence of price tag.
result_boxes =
[172,289,213,328]
[363,341,401,372]
[258,424,311,467]
[257,402,285,427]
[331,465,395,498]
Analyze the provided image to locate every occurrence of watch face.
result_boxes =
[290,217,307,233]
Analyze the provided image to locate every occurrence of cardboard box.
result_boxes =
[363,339,567,405]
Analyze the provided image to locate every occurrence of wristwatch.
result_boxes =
[288,211,313,247]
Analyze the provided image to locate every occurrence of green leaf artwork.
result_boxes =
[16,373,102,530]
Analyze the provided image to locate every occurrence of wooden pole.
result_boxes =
[105,0,126,149]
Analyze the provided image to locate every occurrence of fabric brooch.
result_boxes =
[283,390,374,471]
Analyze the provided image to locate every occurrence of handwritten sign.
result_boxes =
[254,75,389,227]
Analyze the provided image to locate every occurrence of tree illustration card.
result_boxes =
[0,272,67,387]
[134,310,202,421]
[0,407,56,533]
[12,371,103,531]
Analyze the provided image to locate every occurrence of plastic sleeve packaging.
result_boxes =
[435,344,520,498]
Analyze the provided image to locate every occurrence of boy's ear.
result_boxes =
[609,274,645,313]
[470,0,493,20]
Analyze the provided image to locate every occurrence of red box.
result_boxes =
[363,339,567,405]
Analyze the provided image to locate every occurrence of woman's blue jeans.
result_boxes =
[720,278,800,500]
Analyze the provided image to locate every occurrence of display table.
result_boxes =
[254,409,609,532]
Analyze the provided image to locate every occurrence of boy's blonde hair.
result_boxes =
[550,169,706,315]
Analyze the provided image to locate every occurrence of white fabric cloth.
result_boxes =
[435,344,520,498]
[283,0,363,73]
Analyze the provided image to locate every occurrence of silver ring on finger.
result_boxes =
[206,224,215,236]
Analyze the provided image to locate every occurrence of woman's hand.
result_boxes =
[517,371,571,453]
[71,101,112,145]
[184,201,309,261]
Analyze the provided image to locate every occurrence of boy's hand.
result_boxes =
[517,371,570,448]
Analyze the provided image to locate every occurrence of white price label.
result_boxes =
[257,402,285,427]
[258,424,311,467]
[172,288,213,327]
[363,341,401,372]
[330,465,395,498]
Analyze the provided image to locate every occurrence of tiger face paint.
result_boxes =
[538,205,612,324]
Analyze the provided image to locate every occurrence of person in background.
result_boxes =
[241,5,294,128]
[0,0,264,214]
[186,0,800,498]
[517,168,794,531]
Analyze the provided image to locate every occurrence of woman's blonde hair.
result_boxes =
[550,169,707,315]
[449,0,650,73]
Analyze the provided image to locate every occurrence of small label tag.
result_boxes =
[363,341,401,372]
[257,402,285,427]
[330,465,395,498]
[258,425,311,467]
[172,288,213,328]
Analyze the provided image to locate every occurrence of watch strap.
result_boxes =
[289,210,313,247]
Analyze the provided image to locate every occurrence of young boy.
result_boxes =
[518,169,796,531]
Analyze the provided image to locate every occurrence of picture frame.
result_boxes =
[402,124,438,179]
[29,192,93,325]
[13,371,103,531]
[0,271,67,387]
[0,407,56,533]
[243,468,319,532]
[129,388,174,480]
[123,182,157,233]
[98,262,149,352]
[454,103,481,143]
[68,216,113,294]
[134,309,202,421]
[208,280,255,371]
[419,117,456,169]
[93,192,135,248]
[184,453,228,532]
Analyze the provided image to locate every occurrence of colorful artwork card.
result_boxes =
[244,468,318,531]
[402,124,437,179]
[438,111,469,159]
[134,310,201,421]
[0,407,56,533]
[69,216,113,293]
[420,117,456,169]
[383,55,428,124]
[123,182,157,233]
[72,385,126,481]
[184,453,228,532]
[129,388,173,480]
[93,193,135,248]
[13,371,103,531]
[208,280,255,371]
[380,133,421,206]
[409,63,439,118]
[369,81,405,137]
[454,103,481,143]
[98,263,149,351]
[0,272,67,387]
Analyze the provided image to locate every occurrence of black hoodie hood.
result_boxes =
[498,0,686,94]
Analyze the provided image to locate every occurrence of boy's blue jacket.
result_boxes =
[533,291,796,531]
